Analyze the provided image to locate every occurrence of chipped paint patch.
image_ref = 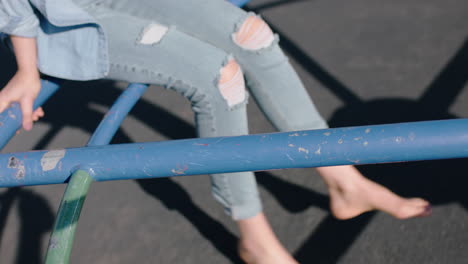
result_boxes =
[7,157,25,179]
[288,144,295,147]
[298,147,309,154]
[49,237,58,249]
[87,167,96,176]
[16,166,25,179]
[41,150,66,171]
[365,128,371,133]
[214,138,225,144]
[315,146,321,155]
[289,133,300,137]
[354,137,362,141]
[8,157,20,168]
[323,132,331,136]
[338,139,344,144]
[395,137,403,143]
[363,141,369,146]
[142,167,153,177]
[171,165,188,175]
[8,110,16,120]
[194,143,209,146]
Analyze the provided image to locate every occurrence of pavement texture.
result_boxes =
[0,0,468,263]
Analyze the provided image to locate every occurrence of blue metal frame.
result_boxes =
[0,78,61,149]
[2,118,468,188]
[228,0,251,7]
[44,83,149,263]
[87,83,149,146]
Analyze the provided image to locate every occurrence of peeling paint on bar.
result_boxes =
[41,150,66,171]
[0,119,466,187]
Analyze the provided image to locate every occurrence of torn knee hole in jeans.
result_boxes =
[218,58,246,108]
[232,15,275,51]
[137,23,169,45]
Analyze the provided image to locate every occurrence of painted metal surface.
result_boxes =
[44,170,92,264]
[0,78,61,150]
[228,0,251,7]
[88,83,149,146]
[1,118,468,187]
[45,83,148,263]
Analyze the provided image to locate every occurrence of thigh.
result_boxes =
[89,6,250,136]
[90,6,226,96]
[100,0,248,50]
[94,1,327,133]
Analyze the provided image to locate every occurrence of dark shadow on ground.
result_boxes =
[0,188,54,264]
[247,0,312,13]
[15,189,55,264]
[256,171,328,213]
[136,178,244,264]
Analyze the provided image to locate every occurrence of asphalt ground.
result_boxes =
[0,0,468,263]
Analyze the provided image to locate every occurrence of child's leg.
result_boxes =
[99,0,327,130]
[89,7,260,219]
[228,14,431,220]
[85,6,296,264]
[105,0,432,220]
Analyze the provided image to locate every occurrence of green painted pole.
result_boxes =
[44,170,93,264]
[44,83,148,263]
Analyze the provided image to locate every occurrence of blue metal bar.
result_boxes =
[0,78,61,150]
[1,118,468,187]
[228,0,251,7]
[45,83,148,263]
[88,83,149,146]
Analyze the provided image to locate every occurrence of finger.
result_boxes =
[32,107,44,121]
[0,100,10,114]
[36,107,44,117]
[20,97,34,131]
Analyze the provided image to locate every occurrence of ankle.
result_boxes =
[238,239,264,264]
[238,238,298,264]
[238,232,276,258]
[237,213,298,264]
[317,165,363,188]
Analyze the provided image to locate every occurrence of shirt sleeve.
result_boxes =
[0,0,39,37]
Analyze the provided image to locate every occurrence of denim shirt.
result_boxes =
[0,0,108,80]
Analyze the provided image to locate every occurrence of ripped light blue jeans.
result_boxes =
[79,0,328,220]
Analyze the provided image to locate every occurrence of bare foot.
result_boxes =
[237,213,298,264]
[317,166,431,220]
